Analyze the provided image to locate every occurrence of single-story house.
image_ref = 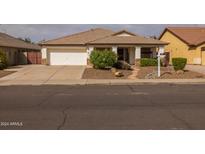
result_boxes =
[159,27,205,65]
[0,32,41,66]
[40,28,168,65]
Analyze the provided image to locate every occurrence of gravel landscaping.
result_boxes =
[0,70,16,78]
[82,68,132,79]
[82,66,205,80]
[137,66,205,79]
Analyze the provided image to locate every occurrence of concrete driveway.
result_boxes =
[0,65,85,85]
[186,65,205,75]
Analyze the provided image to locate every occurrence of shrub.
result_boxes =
[90,50,117,69]
[172,58,187,71]
[0,51,7,70]
[114,60,132,70]
[140,58,158,67]
[0,63,5,70]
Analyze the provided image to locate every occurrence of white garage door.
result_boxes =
[50,52,87,65]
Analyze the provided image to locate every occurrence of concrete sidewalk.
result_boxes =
[1,78,205,86]
[186,65,205,75]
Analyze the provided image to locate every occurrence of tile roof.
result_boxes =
[160,27,205,46]
[0,32,40,50]
[41,28,115,45]
[88,30,168,45]
[41,28,168,46]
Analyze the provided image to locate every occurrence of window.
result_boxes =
[188,46,197,50]
[201,47,205,51]
[141,48,153,58]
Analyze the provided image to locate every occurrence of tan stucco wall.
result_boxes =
[160,31,204,65]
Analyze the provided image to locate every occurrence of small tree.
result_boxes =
[0,51,8,70]
[18,37,33,43]
[90,50,117,69]
[172,58,187,71]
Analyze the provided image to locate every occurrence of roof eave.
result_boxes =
[195,41,205,47]
[0,45,40,50]
[87,42,168,46]
[40,43,86,46]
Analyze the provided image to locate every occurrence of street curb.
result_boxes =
[1,79,205,86]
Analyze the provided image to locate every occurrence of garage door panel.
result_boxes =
[27,52,42,64]
[50,52,87,65]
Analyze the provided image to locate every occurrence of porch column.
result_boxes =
[135,46,141,65]
[87,46,94,58]
[86,46,94,65]
[112,46,118,54]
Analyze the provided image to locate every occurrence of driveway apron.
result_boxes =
[186,65,205,75]
[0,65,85,85]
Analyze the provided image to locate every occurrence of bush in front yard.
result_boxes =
[0,51,7,70]
[172,58,187,71]
[140,58,158,67]
[114,60,132,70]
[90,50,117,69]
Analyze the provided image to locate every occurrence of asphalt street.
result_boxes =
[0,84,205,130]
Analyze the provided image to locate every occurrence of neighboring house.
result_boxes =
[0,32,41,66]
[159,27,205,65]
[40,28,167,65]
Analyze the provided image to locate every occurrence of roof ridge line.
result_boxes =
[86,31,116,44]
[0,32,40,50]
[41,28,112,44]
[0,32,37,46]
[87,29,145,44]
[87,30,168,45]
[41,29,95,44]
[0,32,40,48]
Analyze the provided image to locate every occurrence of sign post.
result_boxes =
[157,50,161,77]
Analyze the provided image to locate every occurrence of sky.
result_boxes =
[0,24,204,43]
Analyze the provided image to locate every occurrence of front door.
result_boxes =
[117,48,129,63]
